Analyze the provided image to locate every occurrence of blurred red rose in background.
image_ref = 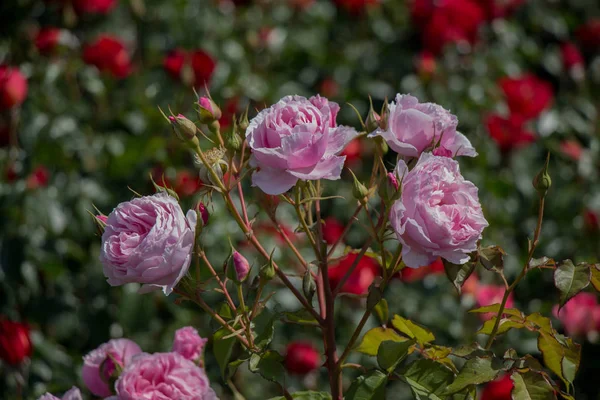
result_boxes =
[475,0,524,20]
[401,258,445,282]
[499,74,553,121]
[0,318,32,366]
[0,65,28,110]
[26,166,50,189]
[83,35,131,79]
[485,114,535,153]
[561,42,584,72]
[328,253,380,295]
[559,140,583,162]
[35,28,61,54]
[173,170,202,198]
[584,209,599,232]
[284,342,321,375]
[73,0,117,14]
[333,0,379,14]
[341,138,362,164]
[576,19,600,52]
[553,292,600,337]
[163,49,216,88]
[415,51,436,79]
[323,217,345,245]
[480,374,513,400]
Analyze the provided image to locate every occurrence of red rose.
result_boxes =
[26,166,50,189]
[163,49,216,88]
[401,258,445,282]
[333,0,379,14]
[561,42,584,72]
[328,253,380,295]
[475,0,524,20]
[284,342,321,375]
[323,217,345,245]
[499,74,553,121]
[576,19,600,52]
[419,0,485,55]
[341,138,362,164]
[35,28,61,54]
[83,35,131,79]
[0,319,32,366]
[73,0,117,14]
[218,97,240,130]
[480,374,514,400]
[584,209,599,232]
[410,0,436,27]
[0,65,28,110]
[174,170,202,197]
[319,78,339,99]
[485,114,535,153]
[415,50,436,79]
[559,140,583,161]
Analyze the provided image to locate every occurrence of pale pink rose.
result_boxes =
[475,284,515,320]
[553,292,600,337]
[369,94,476,158]
[172,327,208,361]
[82,338,142,397]
[115,352,218,400]
[390,153,488,268]
[100,193,197,295]
[246,95,358,195]
[38,387,82,400]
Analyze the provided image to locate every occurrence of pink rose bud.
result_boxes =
[96,214,108,224]
[228,251,250,283]
[196,202,209,226]
[115,352,218,400]
[246,95,358,195]
[168,114,198,142]
[82,339,142,397]
[368,94,477,159]
[37,387,82,400]
[390,153,488,268]
[387,172,399,191]
[100,193,197,295]
[172,327,208,362]
[196,96,222,123]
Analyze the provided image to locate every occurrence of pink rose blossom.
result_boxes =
[172,327,208,362]
[246,95,358,195]
[369,94,476,158]
[100,192,197,295]
[390,153,488,268]
[82,338,142,397]
[115,352,218,400]
[474,284,515,320]
[38,387,82,400]
[553,292,600,337]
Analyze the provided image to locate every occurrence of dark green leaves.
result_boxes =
[400,359,455,400]
[391,315,435,346]
[249,351,285,383]
[478,246,506,272]
[511,371,557,400]
[377,340,414,372]
[355,327,406,356]
[268,392,331,400]
[345,370,388,400]
[213,328,237,378]
[443,357,505,394]
[554,260,591,308]
[537,331,581,389]
[443,259,475,294]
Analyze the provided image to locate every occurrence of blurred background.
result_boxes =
[1,0,600,398]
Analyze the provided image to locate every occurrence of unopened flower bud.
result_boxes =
[227,251,250,283]
[238,107,250,133]
[196,96,222,124]
[196,147,228,186]
[302,270,316,302]
[196,202,209,226]
[168,114,197,141]
[379,172,400,204]
[149,174,180,200]
[349,169,369,204]
[225,125,242,152]
[365,108,381,133]
[379,101,389,131]
[532,154,551,196]
[260,258,276,281]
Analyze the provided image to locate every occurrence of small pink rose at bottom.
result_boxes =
[172,326,208,362]
[115,352,218,400]
[285,342,321,375]
[82,338,142,397]
[553,292,600,337]
[38,387,82,400]
[480,374,513,400]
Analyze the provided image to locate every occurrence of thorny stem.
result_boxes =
[326,203,364,258]
[250,280,266,320]
[267,213,315,277]
[199,250,238,313]
[485,195,546,350]
[236,284,255,348]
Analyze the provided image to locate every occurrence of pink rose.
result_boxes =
[390,153,488,268]
[172,327,208,362]
[100,192,197,295]
[82,338,142,397]
[115,352,218,400]
[369,94,476,158]
[38,387,82,400]
[246,95,358,195]
[474,284,515,320]
[553,292,600,337]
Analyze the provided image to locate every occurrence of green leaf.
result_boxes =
[253,308,276,349]
[267,392,332,400]
[355,327,407,356]
[452,343,492,359]
[345,370,388,400]
[528,257,555,269]
[443,357,505,394]
[249,351,285,383]
[478,245,506,272]
[511,371,557,400]
[588,264,600,292]
[537,331,581,388]
[373,298,389,325]
[469,304,523,318]
[524,313,553,333]
[282,309,319,326]
[377,340,415,372]
[213,327,237,379]
[400,359,455,400]
[476,317,526,336]
[444,259,475,294]
[554,260,591,308]
[391,315,435,346]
